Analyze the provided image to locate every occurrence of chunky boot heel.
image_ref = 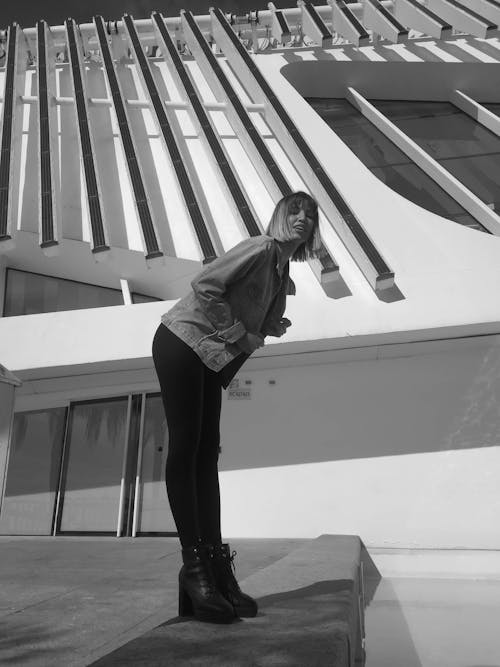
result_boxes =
[178,544,236,624]
[210,543,258,618]
[178,585,194,617]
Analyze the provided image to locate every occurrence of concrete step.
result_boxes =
[90,534,380,667]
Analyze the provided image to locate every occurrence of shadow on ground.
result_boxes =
[89,579,360,666]
[0,619,70,665]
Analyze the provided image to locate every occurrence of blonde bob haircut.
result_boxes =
[265,191,322,262]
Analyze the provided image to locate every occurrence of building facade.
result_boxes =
[1,1,500,547]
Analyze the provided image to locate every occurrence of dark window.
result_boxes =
[306,98,486,232]
[370,100,500,220]
[131,292,162,304]
[3,268,123,316]
[482,103,500,117]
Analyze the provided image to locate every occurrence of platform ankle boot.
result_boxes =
[209,542,258,618]
[178,543,237,623]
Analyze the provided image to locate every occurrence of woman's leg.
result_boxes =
[196,366,223,545]
[152,324,206,548]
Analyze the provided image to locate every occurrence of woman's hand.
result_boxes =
[261,317,292,338]
[276,317,292,337]
[237,332,265,354]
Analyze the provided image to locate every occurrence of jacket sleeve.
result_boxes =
[261,276,296,337]
[191,238,271,344]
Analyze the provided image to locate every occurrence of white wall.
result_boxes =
[8,331,500,548]
[218,339,500,549]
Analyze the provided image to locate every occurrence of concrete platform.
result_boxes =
[90,535,375,667]
[0,534,377,666]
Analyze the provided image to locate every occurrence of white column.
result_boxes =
[116,394,132,537]
[132,393,146,537]
[120,278,132,305]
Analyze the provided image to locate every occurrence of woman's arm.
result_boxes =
[261,276,295,337]
[191,237,271,344]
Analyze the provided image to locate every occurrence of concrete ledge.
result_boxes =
[90,535,376,667]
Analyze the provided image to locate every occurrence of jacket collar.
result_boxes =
[273,238,288,279]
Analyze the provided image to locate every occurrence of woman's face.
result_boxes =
[287,200,316,243]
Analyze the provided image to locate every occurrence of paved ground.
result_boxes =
[0,536,309,666]
[3,536,500,666]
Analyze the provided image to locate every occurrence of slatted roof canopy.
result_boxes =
[2,2,500,297]
[0,24,18,247]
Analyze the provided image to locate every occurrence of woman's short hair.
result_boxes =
[265,191,323,262]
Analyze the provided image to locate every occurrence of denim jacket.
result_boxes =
[161,235,296,387]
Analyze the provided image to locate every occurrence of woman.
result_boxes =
[152,192,322,624]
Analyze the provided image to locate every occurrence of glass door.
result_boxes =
[0,408,66,535]
[133,393,176,535]
[1,392,180,537]
[56,397,130,534]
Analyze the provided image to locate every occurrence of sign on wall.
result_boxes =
[227,378,252,400]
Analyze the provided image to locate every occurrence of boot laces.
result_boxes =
[228,550,237,574]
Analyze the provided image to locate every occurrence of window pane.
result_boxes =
[131,292,162,304]
[371,101,500,159]
[306,98,481,230]
[137,394,176,533]
[0,408,66,535]
[482,103,500,118]
[306,97,405,168]
[370,100,500,217]
[3,269,123,317]
[441,155,500,214]
[59,398,129,533]
[370,164,485,231]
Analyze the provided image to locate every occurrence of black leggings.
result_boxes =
[152,323,223,549]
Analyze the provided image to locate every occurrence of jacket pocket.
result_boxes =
[196,331,230,363]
